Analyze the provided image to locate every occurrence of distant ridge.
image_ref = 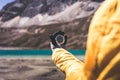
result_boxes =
[0,0,102,49]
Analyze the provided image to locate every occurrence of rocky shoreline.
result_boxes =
[0,58,65,80]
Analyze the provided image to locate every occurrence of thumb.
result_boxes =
[50,42,54,51]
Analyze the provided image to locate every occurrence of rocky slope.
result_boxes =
[0,0,102,49]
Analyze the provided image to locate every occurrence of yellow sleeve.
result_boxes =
[84,0,120,79]
[52,48,86,80]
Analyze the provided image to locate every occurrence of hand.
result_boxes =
[49,31,67,51]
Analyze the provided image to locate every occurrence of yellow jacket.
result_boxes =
[52,0,120,80]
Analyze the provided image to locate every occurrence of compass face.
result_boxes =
[55,35,65,44]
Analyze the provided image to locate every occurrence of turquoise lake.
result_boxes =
[0,50,85,56]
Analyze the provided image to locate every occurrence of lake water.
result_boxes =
[0,50,85,59]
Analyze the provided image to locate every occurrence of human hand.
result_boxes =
[49,31,67,51]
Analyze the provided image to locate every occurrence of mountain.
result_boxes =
[0,0,102,49]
